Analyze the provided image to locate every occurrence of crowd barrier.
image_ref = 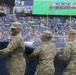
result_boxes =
[0,40,67,75]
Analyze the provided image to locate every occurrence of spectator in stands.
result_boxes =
[29,30,57,75]
[0,22,26,75]
[58,29,76,75]
[23,26,33,41]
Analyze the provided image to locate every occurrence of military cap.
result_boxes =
[11,22,22,29]
[42,30,52,38]
[68,29,76,35]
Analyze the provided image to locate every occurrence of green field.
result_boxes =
[33,0,76,16]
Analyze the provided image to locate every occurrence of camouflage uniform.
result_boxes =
[0,22,26,75]
[59,29,76,75]
[30,30,56,75]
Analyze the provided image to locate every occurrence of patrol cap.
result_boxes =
[68,29,76,35]
[11,22,22,29]
[42,30,52,38]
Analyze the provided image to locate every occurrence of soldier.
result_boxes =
[0,22,26,75]
[58,29,76,75]
[29,30,57,75]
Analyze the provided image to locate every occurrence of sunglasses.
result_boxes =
[11,28,17,31]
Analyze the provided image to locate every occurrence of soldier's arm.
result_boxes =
[58,42,72,61]
[0,37,20,56]
[29,46,41,58]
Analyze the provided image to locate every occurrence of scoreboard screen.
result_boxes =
[33,0,76,16]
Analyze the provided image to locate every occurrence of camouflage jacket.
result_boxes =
[59,40,76,73]
[30,41,56,75]
[0,33,26,74]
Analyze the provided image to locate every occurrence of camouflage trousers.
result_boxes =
[63,72,76,75]
[62,69,76,75]
[8,68,25,75]
[34,72,54,75]
[34,69,55,75]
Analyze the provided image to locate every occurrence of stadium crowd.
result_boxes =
[0,15,76,41]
